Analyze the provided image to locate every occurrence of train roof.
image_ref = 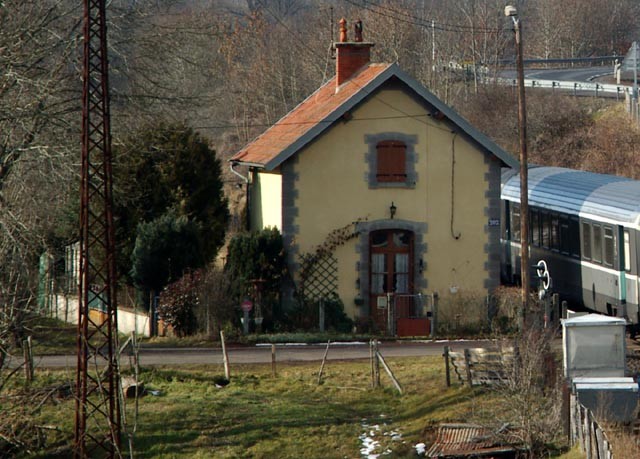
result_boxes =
[502,166,640,226]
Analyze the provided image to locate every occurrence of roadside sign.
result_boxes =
[241,299,253,312]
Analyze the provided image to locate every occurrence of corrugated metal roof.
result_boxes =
[425,424,522,458]
[501,166,640,226]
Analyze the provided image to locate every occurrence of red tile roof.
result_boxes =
[230,63,392,167]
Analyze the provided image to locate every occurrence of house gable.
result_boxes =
[231,65,517,172]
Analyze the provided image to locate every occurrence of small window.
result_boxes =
[559,217,570,254]
[550,215,560,251]
[582,222,592,260]
[603,226,614,267]
[541,212,551,249]
[511,204,521,242]
[592,224,603,264]
[624,230,631,272]
[531,209,540,247]
[376,140,406,182]
[570,218,580,257]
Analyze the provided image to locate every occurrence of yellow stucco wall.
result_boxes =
[256,84,495,318]
[251,170,282,231]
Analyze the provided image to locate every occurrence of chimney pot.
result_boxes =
[354,20,363,42]
[339,18,347,42]
[334,19,374,89]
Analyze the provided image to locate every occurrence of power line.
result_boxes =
[342,0,505,34]
[255,1,433,129]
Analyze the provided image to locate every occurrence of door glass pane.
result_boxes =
[393,231,410,247]
[371,232,388,248]
[394,253,409,293]
[371,253,387,294]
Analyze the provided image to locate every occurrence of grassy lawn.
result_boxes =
[3,317,584,458]
[16,355,583,458]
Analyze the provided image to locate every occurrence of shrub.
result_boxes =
[157,271,201,337]
[436,290,489,336]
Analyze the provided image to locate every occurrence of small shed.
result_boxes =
[562,314,626,379]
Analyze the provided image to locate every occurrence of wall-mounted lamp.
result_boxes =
[389,202,397,219]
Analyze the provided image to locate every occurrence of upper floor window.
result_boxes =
[376,140,407,182]
[365,133,417,188]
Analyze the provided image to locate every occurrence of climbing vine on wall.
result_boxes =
[297,217,367,298]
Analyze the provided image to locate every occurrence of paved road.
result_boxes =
[500,66,613,82]
[17,340,493,369]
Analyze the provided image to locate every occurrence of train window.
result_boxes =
[624,230,631,272]
[592,224,603,264]
[570,218,580,257]
[559,217,570,254]
[603,226,614,267]
[550,215,559,251]
[582,222,592,260]
[510,204,520,242]
[541,212,551,248]
[531,210,540,247]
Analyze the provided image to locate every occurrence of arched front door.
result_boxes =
[369,229,414,332]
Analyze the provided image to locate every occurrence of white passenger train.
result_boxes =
[501,166,640,332]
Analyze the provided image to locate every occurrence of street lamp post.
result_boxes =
[505,5,530,328]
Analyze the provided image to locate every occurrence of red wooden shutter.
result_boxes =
[376,140,406,182]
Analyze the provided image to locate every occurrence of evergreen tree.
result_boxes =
[114,122,229,287]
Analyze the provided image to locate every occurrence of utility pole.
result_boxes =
[505,5,529,328]
[633,41,638,101]
[75,0,121,457]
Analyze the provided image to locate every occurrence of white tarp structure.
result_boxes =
[562,313,626,379]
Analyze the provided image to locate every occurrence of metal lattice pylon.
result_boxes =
[74,0,121,457]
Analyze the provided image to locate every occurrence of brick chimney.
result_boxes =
[334,19,374,88]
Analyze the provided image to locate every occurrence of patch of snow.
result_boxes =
[359,416,404,458]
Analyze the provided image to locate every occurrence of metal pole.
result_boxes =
[633,41,638,101]
[431,20,436,71]
[514,15,530,328]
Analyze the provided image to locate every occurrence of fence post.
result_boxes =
[220,330,230,380]
[374,340,380,388]
[370,340,375,388]
[317,340,330,385]
[319,299,325,333]
[463,348,473,386]
[271,344,277,378]
[444,346,451,387]
[376,351,403,394]
[23,336,34,383]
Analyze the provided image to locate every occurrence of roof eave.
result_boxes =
[390,66,519,169]
[263,64,398,171]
